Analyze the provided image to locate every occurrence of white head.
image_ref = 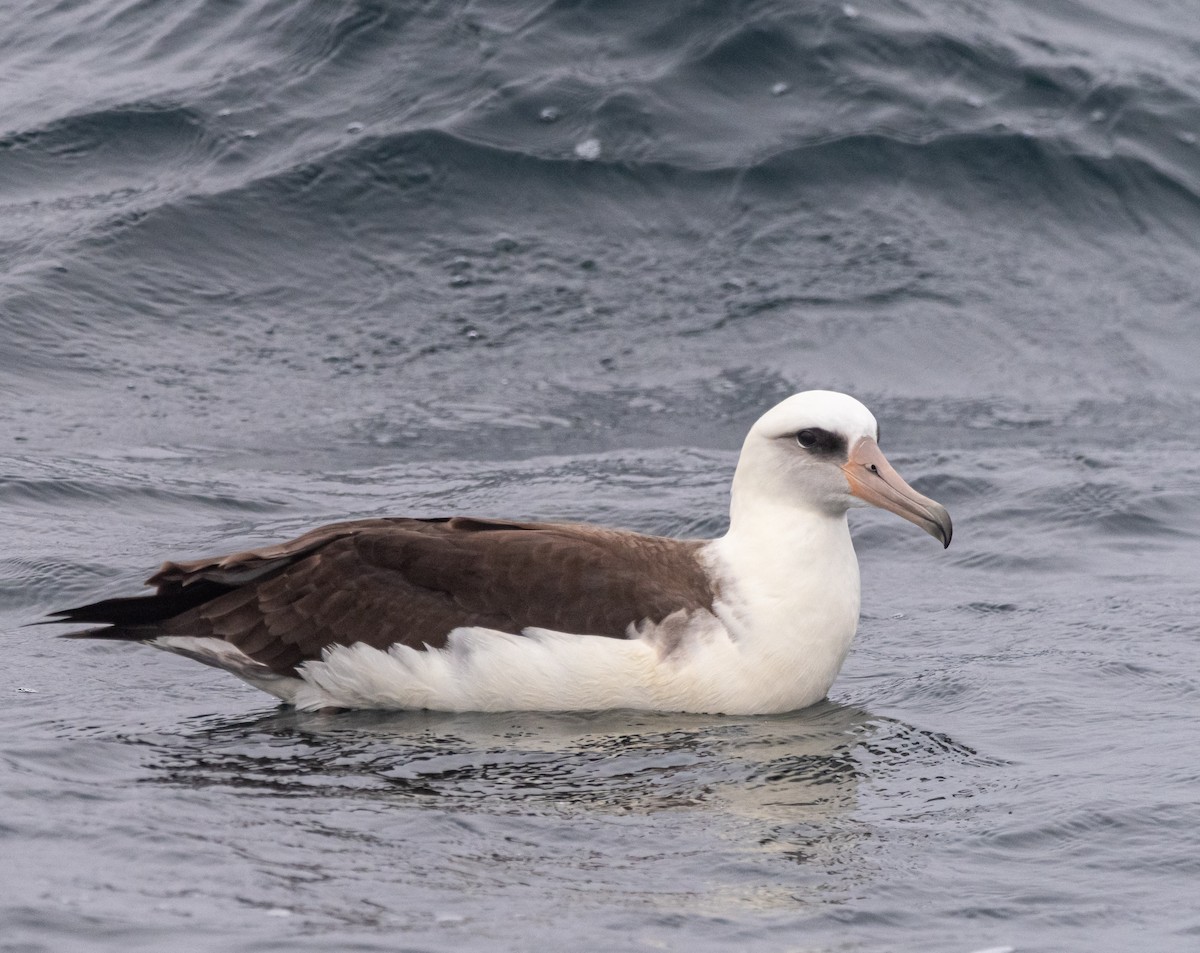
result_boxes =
[729,390,951,546]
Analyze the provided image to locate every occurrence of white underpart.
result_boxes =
[153,509,860,714]
[156,390,876,715]
[295,510,854,714]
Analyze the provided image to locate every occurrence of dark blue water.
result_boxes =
[3,2,1200,951]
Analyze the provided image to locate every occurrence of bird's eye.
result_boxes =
[796,429,817,449]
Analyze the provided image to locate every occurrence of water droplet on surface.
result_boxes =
[574,138,601,160]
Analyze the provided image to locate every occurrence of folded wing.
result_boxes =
[51,517,716,676]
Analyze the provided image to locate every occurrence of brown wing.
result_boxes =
[52,517,716,676]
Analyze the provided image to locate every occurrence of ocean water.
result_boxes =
[3,1,1199,951]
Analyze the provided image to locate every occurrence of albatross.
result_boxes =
[50,390,951,715]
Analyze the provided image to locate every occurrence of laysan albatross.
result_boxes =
[50,390,952,715]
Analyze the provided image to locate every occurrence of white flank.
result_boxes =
[278,508,861,714]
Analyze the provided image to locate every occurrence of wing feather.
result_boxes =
[54,517,716,676]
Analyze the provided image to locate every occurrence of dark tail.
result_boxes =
[44,579,236,639]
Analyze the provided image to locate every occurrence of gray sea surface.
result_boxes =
[3,1,1200,951]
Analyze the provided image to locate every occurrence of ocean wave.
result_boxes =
[4,0,1199,273]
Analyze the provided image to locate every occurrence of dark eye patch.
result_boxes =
[792,427,847,457]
